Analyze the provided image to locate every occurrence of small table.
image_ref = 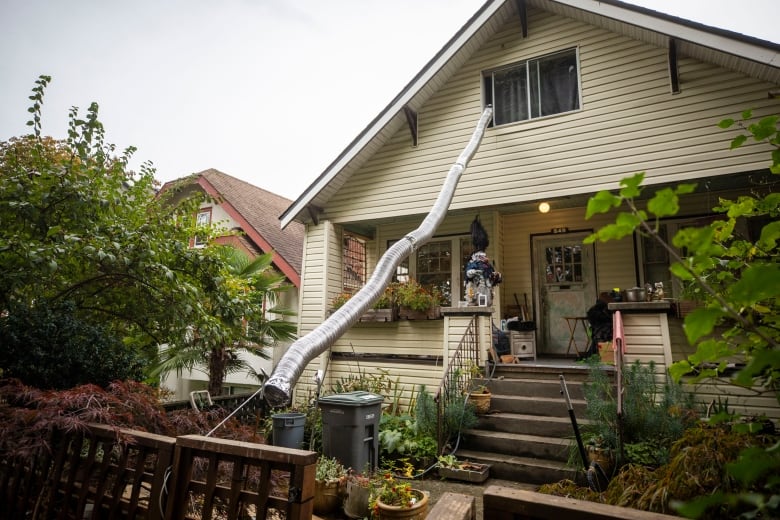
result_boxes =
[563,316,590,356]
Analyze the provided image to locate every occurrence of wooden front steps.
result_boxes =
[455,360,612,486]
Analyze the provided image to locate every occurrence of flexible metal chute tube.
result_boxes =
[263,106,493,407]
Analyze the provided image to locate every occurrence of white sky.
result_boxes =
[1,1,777,201]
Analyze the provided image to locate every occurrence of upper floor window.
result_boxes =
[484,48,580,126]
[343,234,366,294]
[193,208,212,248]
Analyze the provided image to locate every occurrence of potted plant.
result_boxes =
[313,455,347,515]
[436,454,490,483]
[466,362,491,414]
[343,470,372,519]
[369,472,429,519]
[395,280,443,320]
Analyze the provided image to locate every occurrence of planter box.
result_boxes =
[398,306,442,320]
[438,463,490,483]
[358,307,398,322]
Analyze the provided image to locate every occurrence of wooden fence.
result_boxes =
[1,423,317,519]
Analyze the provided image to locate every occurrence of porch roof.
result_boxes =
[280,0,780,229]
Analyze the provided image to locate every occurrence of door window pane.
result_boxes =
[545,243,583,283]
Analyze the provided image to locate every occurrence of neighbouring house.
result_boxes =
[160,169,304,400]
[278,0,779,419]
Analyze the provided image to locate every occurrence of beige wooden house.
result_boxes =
[279,0,779,418]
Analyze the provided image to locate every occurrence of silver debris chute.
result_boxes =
[263,106,493,407]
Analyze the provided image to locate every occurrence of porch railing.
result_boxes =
[1,423,317,519]
[163,390,268,425]
[434,315,482,453]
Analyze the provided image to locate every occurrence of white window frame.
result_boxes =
[193,207,212,248]
[391,235,474,306]
[484,47,581,126]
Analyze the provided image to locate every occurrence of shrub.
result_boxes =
[581,358,697,466]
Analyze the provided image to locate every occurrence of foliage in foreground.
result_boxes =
[0,378,260,460]
[0,75,296,393]
[582,110,779,517]
[580,359,697,468]
[545,422,779,519]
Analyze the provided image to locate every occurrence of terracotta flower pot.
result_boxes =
[468,391,491,414]
[375,489,429,520]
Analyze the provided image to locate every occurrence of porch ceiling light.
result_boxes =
[538,202,551,214]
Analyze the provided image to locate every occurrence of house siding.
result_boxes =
[321,7,775,225]
[288,5,778,418]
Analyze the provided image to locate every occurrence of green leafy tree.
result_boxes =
[584,110,779,518]
[153,247,297,396]
[0,75,296,392]
[0,300,144,389]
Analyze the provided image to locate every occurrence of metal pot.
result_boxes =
[624,287,646,302]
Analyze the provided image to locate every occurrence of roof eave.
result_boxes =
[280,0,506,229]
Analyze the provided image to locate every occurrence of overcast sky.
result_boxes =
[1,1,777,201]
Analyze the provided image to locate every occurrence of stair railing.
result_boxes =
[434,315,482,453]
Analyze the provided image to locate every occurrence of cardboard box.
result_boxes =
[598,342,614,364]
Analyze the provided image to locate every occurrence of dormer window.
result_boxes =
[484,48,580,126]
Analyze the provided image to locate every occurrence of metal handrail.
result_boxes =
[434,316,481,453]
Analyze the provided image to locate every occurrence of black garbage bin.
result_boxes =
[318,391,383,473]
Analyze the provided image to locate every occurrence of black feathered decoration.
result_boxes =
[471,216,489,251]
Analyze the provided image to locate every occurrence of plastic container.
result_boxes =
[318,391,383,473]
[271,412,306,449]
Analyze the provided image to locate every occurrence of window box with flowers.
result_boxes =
[330,285,398,323]
[395,280,443,320]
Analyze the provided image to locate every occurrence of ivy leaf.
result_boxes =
[730,134,748,149]
[729,263,780,306]
[718,118,735,129]
[674,183,697,195]
[669,261,694,281]
[735,349,780,387]
[618,172,645,199]
[727,447,777,485]
[585,191,621,219]
[758,220,780,250]
[647,188,679,218]
[669,359,693,383]
[683,308,725,344]
[748,115,779,141]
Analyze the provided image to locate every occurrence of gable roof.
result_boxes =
[165,169,304,287]
[280,0,780,229]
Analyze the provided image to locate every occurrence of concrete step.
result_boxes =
[453,448,579,485]
[457,362,614,488]
[462,429,572,463]
[478,412,589,437]
[488,394,588,417]
[489,362,609,381]
[485,377,585,400]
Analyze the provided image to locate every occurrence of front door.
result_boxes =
[532,233,596,356]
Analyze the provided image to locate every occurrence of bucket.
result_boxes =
[272,412,306,449]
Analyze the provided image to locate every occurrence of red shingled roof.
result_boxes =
[165,169,304,287]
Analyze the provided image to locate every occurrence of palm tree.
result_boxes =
[154,246,297,396]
